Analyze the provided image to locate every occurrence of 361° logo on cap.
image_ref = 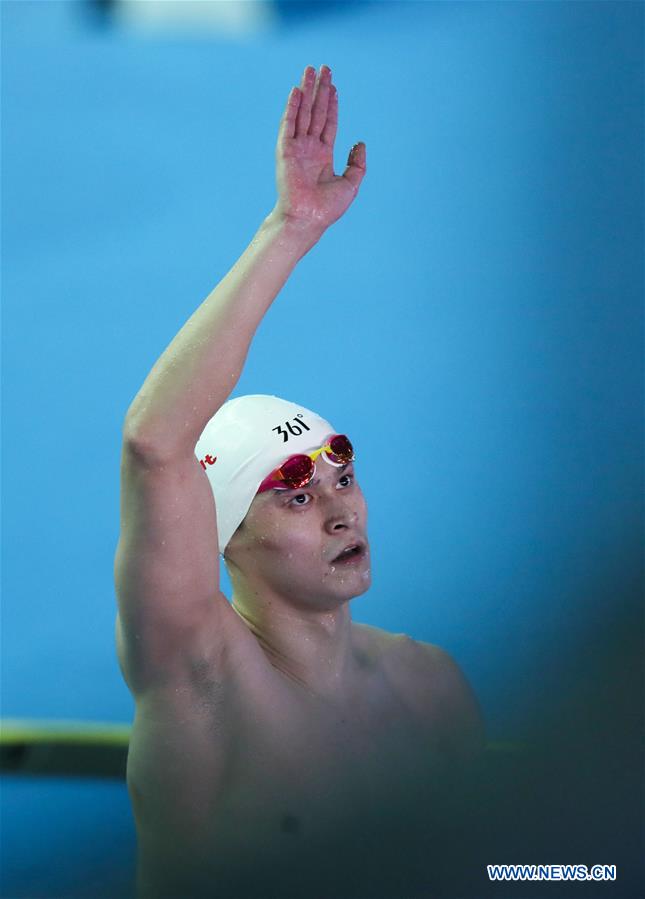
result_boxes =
[272,414,311,443]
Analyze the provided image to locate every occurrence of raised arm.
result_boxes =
[115,67,366,696]
[124,64,366,456]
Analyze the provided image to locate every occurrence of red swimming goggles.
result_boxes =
[257,434,355,494]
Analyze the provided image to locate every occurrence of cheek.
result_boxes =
[354,491,368,523]
[247,509,321,559]
[274,518,322,560]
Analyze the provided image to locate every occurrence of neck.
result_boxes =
[230,582,359,700]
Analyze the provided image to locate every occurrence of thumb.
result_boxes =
[341,142,366,194]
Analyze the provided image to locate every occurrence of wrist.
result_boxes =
[262,208,325,258]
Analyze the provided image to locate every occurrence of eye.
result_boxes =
[337,473,354,489]
[289,493,311,507]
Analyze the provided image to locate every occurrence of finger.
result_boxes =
[341,142,367,194]
[308,65,332,138]
[295,65,315,137]
[320,84,338,147]
[278,86,301,142]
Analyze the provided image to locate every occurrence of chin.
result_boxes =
[290,579,370,612]
[275,557,372,608]
[351,575,372,599]
[334,568,372,601]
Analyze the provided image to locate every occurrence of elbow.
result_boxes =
[122,417,177,465]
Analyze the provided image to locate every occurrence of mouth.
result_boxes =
[331,541,367,565]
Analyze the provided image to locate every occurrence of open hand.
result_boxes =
[273,65,366,234]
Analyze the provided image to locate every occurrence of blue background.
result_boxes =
[2,1,643,897]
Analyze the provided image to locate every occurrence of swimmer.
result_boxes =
[115,65,485,899]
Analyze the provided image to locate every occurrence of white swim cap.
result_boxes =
[195,394,336,555]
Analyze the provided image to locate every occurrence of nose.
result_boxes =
[323,499,358,534]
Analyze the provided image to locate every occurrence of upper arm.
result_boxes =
[411,640,486,762]
[114,435,230,695]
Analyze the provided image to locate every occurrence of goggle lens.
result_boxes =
[279,454,315,488]
[326,434,354,464]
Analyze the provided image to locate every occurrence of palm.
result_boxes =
[274,65,366,231]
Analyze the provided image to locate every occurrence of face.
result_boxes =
[224,458,371,612]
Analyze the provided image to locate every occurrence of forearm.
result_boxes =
[124,210,321,458]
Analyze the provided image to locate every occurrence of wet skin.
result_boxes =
[128,462,484,898]
[223,457,373,699]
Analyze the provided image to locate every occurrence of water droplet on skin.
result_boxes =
[330,566,336,573]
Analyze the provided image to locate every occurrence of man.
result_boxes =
[115,64,485,899]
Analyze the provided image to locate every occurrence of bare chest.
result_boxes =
[129,642,446,896]
[224,671,438,822]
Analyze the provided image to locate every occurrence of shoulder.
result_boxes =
[393,634,486,762]
[353,623,437,675]
[352,622,410,672]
